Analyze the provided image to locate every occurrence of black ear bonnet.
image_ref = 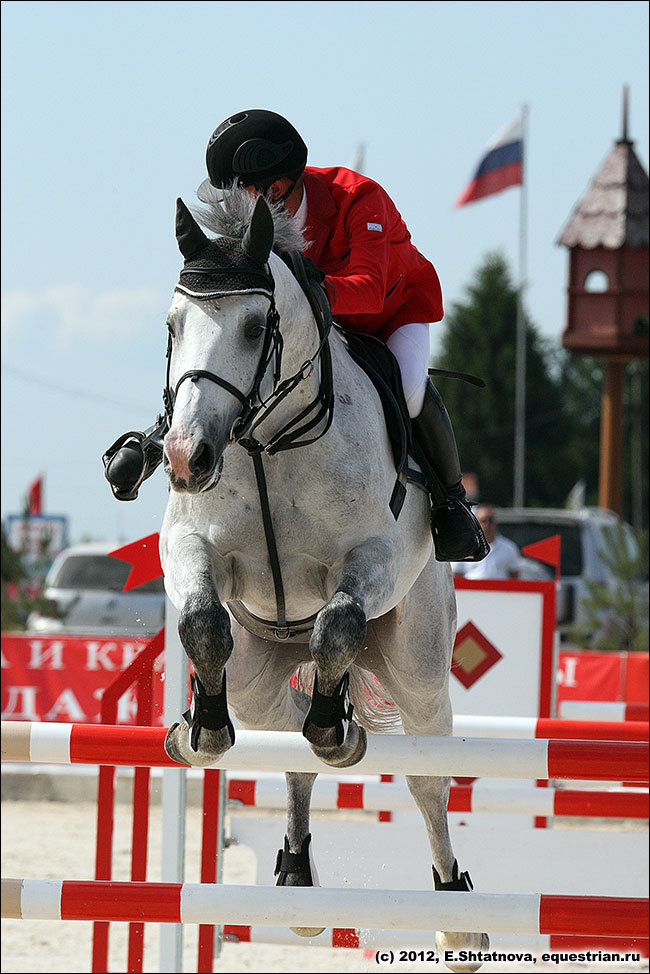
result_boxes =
[177,238,274,297]
[175,197,275,298]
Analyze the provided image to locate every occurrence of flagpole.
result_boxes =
[513,104,528,508]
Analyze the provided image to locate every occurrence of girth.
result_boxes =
[227,599,317,643]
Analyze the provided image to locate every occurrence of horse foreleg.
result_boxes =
[303,536,398,767]
[161,533,235,767]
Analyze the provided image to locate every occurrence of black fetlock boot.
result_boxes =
[102,413,169,501]
[411,381,489,563]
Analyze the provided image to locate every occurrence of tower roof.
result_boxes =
[557,139,649,249]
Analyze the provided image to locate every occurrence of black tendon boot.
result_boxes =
[410,381,489,563]
[102,414,169,501]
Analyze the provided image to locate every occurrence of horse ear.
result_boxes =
[241,196,274,264]
[175,198,209,260]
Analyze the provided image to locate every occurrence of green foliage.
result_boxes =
[435,252,649,526]
[1,528,53,632]
[435,253,573,506]
[570,524,649,652]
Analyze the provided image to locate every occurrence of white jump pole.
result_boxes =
[3,721,648,782]
[2,879,647,939]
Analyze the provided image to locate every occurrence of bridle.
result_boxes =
[164,253,334,458]
[164,251,335,640]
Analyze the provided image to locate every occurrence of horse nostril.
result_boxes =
[189,441,216,478]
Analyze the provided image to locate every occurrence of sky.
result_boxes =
[1,0,648,547]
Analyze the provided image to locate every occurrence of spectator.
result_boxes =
[452,506,520,580]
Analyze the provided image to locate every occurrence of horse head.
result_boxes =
[163,196,277,493]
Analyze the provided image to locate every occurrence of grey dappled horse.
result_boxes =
[159,187,488,971]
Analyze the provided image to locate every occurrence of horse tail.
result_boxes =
[292,662,403,734]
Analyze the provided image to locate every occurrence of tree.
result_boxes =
[550,351,649,529]
[569,523,649,652]
[434,253,573,506]
[1,527,54,631]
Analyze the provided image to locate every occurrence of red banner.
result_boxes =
[2,632,647,725]
[557,651,649,704]
[1,633,165,725]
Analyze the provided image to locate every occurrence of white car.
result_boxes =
[26,541,166,636]
[493,507,644,641]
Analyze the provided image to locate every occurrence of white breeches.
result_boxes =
[386,322,431,418]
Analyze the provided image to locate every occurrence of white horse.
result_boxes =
[159,188,488,970]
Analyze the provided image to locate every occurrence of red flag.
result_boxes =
[109,533,163,591]
[521,535,562,581]
[26,475,43,515]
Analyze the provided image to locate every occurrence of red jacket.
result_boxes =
[303,166,443,341]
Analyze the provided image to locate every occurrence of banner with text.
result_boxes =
[1,633,165,724]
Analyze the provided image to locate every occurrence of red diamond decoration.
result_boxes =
[452,620,503,689]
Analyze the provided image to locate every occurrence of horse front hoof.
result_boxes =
[163,720,234,768]
[436,932,490,973]
[306,721,367,768]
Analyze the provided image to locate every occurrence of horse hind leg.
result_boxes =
[225,636,325,937]
[273,771,325,937]
[368,600,489,974]
[405,772,489,973]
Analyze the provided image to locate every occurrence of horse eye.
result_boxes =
[245,321,265,342]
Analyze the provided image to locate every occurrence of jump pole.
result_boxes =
[227,775,650,818]
[2,880,648,939]
[3,721,648,782]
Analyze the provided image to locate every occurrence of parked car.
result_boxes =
[26,541,165,636]
[493,507,643,642]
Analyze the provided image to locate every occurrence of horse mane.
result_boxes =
[192,182,306,256]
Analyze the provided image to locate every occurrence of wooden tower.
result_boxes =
[557,88,649,514]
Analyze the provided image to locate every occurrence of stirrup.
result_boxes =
[102,413,168,501]
[431,496,490,563]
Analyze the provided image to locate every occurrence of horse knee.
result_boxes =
[310,592,366,669]
[178,593,233,669]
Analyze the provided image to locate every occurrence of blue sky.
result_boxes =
[2,0,648,545]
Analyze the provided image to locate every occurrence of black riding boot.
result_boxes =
[102,414,169,501]
[410,381,489,562]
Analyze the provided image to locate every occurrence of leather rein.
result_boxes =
[164,252,334,640]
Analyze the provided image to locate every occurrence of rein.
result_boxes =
[165,253,334,640]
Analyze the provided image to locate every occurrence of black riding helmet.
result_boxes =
[202,110,308,199]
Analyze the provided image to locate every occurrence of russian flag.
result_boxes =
[455,116,523,207]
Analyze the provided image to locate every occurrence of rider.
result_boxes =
[103,110,488,563]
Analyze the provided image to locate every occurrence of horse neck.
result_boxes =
[253,257,325,439]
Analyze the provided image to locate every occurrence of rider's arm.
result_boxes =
[322,183,394,321]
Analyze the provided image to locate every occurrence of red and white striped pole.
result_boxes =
[226,776,649,819]
[3,721,648,782]
[2,879,648,939]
